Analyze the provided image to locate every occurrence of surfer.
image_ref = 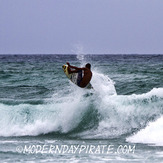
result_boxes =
[66,62,92,88]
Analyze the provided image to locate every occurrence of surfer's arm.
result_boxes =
[69,66,83,71]
[66,62,84,71]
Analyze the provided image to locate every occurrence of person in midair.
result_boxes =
[66,62,92,88]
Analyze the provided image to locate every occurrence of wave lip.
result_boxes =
[127,116,163,146]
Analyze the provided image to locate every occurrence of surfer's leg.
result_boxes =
[77,70,82,86]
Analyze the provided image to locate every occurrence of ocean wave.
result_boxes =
[0,71,162,140]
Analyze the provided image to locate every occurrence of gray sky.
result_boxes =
[0,0,163,54]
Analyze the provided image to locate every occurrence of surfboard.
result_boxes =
[62,64,93,89]
[62,64,78,85]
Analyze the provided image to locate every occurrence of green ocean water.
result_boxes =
[0,54,163,162]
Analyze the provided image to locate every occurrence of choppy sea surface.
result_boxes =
[0,54,163,162]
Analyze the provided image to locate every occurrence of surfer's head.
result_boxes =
[85,63,91,69]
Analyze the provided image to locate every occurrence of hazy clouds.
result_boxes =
[0,0,163,54]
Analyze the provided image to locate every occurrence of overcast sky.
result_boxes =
[0,0,163,54]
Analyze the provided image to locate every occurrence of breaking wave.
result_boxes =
[0,69,162,142]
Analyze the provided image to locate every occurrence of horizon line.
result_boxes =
[0,53,163,55]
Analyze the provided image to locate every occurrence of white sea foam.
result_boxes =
[91,71,117,96]
[127,116,163,146]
